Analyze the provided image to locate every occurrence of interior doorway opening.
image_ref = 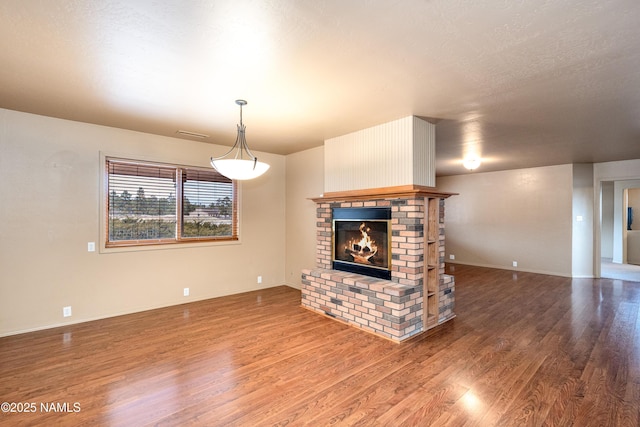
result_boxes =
[599,180,640,281]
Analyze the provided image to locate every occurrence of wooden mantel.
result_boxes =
[311,185,457,203]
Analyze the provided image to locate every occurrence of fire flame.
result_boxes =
[345,222,378,264]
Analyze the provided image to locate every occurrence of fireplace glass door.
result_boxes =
[332,208,391,279]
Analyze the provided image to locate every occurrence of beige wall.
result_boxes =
[572,164,594,278]
[284,146,324,288]
[436,165,574,276]
[0,108,286,336]
[601,181,614,259]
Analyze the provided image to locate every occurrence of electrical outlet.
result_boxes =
[63,306,72,317]
[513,261,518,267]
[449,254,455,260]
[87,242,95,252]
[257,276,262,284]
[183,288,189,297]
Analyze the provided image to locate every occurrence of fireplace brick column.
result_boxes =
[315,202,333,269]
[391,198,424,285]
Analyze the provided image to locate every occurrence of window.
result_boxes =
[106,158,238,247]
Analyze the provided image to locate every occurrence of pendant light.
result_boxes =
[210,99,270,180]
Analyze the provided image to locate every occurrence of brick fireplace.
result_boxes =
[301,185,456,342]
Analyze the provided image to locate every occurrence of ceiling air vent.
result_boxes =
[176,130,209,139]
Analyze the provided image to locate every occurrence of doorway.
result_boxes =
[600,180,640,281]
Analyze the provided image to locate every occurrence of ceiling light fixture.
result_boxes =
[463,157,481,171]
[210,99,270,180]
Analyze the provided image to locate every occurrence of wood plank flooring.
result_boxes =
[1,264,639,426]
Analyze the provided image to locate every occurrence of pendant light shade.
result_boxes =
[210,100,270,180]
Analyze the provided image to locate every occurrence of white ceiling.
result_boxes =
[2,0,640,176]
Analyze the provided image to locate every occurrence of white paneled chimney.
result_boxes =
[324,116,435,192]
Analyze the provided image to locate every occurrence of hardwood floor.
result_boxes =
[1,264,639,426]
